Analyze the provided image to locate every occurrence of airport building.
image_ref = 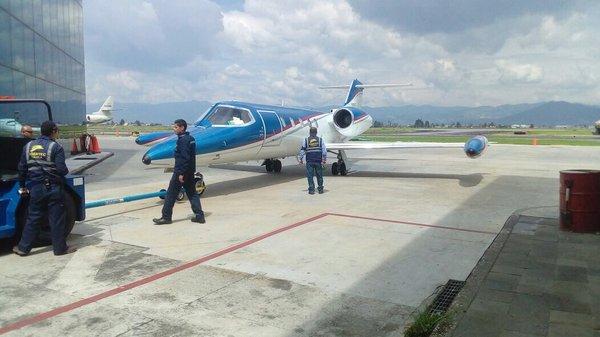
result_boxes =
[0,0,85,126]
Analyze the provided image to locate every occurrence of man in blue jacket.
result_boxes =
[13,121,76,256]
[298,126,327,194]
[153,119,205,225]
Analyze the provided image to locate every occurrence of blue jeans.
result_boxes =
[306,163,324,193]
[18,184,68,254]
[162,172,203,220]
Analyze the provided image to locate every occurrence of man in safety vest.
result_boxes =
[13,121,76,256]
[298,126,327,194]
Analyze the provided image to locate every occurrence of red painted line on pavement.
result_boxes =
[326,213,497,235]
[0,211,494,334]
[0,213,328,335]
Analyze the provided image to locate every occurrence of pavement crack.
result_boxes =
[114,318,155,337]
[184,273,255,307]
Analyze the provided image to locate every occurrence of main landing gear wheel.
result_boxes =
[339,162,347,176]
[331,162,339,175]
[273,159,282,173]
[264,159,282,173]
[265,159,274,172]
[331,161,347,175]
[194,173,206,196]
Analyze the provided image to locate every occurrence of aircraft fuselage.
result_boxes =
[141,101,372,165]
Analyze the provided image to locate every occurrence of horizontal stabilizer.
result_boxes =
[319,79,412,106]
[319,83,412,89]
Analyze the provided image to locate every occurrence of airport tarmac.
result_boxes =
[1,135,599,336]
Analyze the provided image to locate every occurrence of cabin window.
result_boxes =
[207,106,252,126]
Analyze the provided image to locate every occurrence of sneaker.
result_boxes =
[12,246,28,256]
[308,190,315,195]
[153,217,172,225]
[191,216,206,224]
[54,246,77,256]
[318,189,324,194]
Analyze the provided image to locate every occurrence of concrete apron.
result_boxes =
[1,144,596,336]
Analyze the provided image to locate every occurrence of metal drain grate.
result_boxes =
[428,279,465,315]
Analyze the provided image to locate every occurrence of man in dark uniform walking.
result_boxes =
[153,119,205,225]
[13,121,76,256]
[298,126,327,194]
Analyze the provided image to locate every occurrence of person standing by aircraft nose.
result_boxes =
[298,126,327,194]
[153,119,205,225]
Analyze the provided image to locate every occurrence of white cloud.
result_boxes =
[85,0,600,106]
[105,71,141,91]
[224,64,251,77]
[496,60,543,83]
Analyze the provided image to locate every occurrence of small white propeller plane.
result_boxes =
[136,79,488,178]
[86,96,114,124]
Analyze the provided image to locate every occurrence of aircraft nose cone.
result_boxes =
[142,154,151,165]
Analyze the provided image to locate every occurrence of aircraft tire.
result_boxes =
[176,189,186,201]
[331,162,339,175]
[273,160,282,173]
[265,159,274,172]
[339,162,347,176]
[194,176,206,196]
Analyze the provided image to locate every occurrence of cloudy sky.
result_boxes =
[84,0,600,107]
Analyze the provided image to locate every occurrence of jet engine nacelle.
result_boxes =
[331,107,372,138]
[464,135,488,158]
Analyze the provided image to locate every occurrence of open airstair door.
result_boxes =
[257,110,283,147]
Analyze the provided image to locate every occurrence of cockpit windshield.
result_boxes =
[205,106,253,126]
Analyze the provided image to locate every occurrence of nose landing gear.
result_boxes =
[194,172,206,195]
[160,172,207,202]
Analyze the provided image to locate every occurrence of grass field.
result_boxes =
[61,125,600,146]
[360,128,600,146]
[87,125,171,133]
[363,127,595,136]
[53,124,170,139]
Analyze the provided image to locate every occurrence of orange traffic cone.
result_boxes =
[90,135,102,153]
[70,138,78,155]
[532,138,538,146]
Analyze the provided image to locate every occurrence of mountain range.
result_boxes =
[86,100,600,126]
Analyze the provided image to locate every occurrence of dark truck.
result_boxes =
[0,100,85,243]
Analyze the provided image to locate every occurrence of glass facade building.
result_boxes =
[0,0,85,125]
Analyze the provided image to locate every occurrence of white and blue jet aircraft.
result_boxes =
[136,79,488,178]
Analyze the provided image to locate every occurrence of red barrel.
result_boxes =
[560,170,600,233]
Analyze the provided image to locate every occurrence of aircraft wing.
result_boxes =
[327,141,465,150]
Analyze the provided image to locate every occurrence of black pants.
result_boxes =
[161,172,203,220]
[18,184,68,254]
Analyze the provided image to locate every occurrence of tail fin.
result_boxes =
[97,96,113,116]
[319,79,412,107]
